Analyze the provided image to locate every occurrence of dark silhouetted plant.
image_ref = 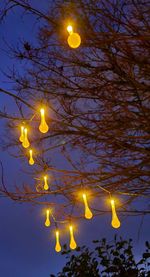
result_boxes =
[51,237,150,277]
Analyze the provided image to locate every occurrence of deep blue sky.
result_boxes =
[0,1,149,276]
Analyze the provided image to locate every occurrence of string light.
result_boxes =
[55,230,61,252]
[110,199,121,229]
[39,108,49,133]
[29,149,34,165]
[45,209,50,227]
[11,45,145,254]
[67,25,81,48]
[17,117,123,252]
[22,128,30,148]
[82,193,93,219]
[69,225,77,250]
[44,175,49,190]
[19,126,24,142]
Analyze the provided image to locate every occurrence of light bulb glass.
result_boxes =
[110,199,121,229]
[39,108,49,133]
[44,175,49,190]
[29,149,34,165]
[19,126,24,142]
[55,231,61,252]
[67,32,81,48]
[69,225,77,250]
[45,209,50,227]
[22,128,30,148]
[82,194,93,219]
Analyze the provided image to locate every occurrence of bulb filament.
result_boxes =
[44,175,49,190]
[69,225,77,250]
[55,230,61,252]
[45,209,50,227]
[29,149,34,165]
[22,128,30,148]
[82,194,93,219]
[67,25,73,34]
[39,108,49,133]
[110,199,121,229]
[19,126,24,142]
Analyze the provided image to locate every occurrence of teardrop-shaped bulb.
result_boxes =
[44,175,49,190]
[39,108,49,133]
[55,231,61,252]
[19,126,24,142]
[69,226,77,250]
[22,128,30,148]
[110,199,121,229]
[29,149,34,165]
[82,194,93,219]
[45,209,50,227]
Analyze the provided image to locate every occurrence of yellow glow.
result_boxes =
[67,25,73,34]
[45,209,50,227]
[44,175,49,190]
[110,199,121,229]
[82,193,93,219]
[39,108,49,133]
[67,32,81,48]
[29,149,34,165]
[69,225,77,250]
[19,126,24,142]
[55,230,61,252]
[22,128,30,148]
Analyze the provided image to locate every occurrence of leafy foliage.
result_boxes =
[51,237,150,277]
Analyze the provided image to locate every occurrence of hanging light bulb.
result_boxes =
[67,25,81,49]
[43,175,49,191]
[82,193,93,219]
[22,128,30,148]
[19,126,24,142]
[55,230,61,252]
[45,209,50,227]
[39,108,49,134]
[110,199,121,229]
[69,225,77,250]
[29,149,34,165]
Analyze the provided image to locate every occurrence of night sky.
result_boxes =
[0,1,149,276]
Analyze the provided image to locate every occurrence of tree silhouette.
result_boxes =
[0,0,150,226]
[51,237,150,277]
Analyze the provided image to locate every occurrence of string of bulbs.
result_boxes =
[18,106,121,253]
[15,24,147,253]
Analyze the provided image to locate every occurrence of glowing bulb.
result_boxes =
[82,194,93,219]
[55,230,61,252]
[39,108,49,133]
[22,128,30,148]
[110,199,121,229]
[44,175,49,190]
[29,149,34,165]
[69,225,77,250]
[45,209,50,227]
[67,32,81,48]
[19,126,24,142]
[67,25,73,34]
